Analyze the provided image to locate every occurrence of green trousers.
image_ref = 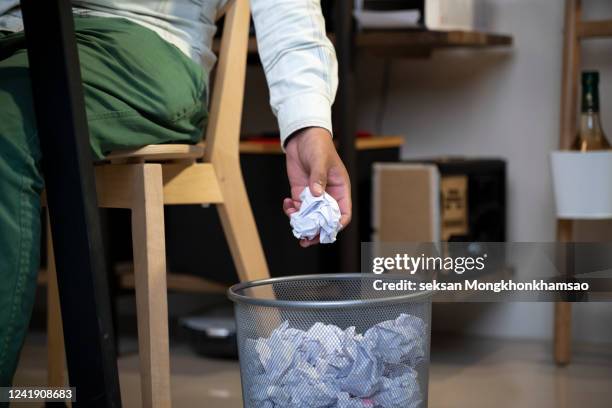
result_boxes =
[0,16,208,386]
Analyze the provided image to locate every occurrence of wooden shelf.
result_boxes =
[577,19,612,38]
[239,135,404,155]
[214,29,512,59]
[357,29,513,49]
[357,29,512,57]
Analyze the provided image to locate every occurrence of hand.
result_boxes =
[283,127,352,247]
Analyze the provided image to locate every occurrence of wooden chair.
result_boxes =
[555,0,612,365]
[45,0,269,406]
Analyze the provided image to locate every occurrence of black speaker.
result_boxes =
[413,158,506,242]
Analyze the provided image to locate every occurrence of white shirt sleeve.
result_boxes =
[250,0,338,147]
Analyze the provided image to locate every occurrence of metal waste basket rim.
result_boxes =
[227,273,432,310]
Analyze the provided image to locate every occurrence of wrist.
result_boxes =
[285,127,333,151]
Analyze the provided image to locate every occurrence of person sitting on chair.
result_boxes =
[0,0,351,386]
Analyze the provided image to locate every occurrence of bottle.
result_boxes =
[572,71,611,151]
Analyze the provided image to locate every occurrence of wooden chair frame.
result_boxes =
[46,1,269,406]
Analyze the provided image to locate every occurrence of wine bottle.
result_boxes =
[572,71,611,151]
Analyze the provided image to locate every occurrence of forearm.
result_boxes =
[250,0,338,146]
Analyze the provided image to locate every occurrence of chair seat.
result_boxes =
[106,144,204,162]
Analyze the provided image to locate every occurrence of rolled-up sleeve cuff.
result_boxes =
[278,93,334,149]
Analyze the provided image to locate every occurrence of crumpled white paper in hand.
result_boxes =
[290,187,342,244]
[244,314,426,408]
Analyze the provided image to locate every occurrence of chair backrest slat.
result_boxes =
[203,0,250,162]
[215,0,233,21]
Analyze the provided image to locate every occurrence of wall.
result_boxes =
[352,0,612,344]
[241,0,612,344]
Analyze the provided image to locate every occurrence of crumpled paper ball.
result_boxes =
[290,187,342,244]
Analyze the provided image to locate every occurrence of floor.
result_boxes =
[13,332,612,408]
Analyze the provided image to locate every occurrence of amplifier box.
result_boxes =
[373,158,506,242]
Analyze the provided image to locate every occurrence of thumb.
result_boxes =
[309,162,328,197]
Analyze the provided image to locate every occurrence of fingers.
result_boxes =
[334,174,352,230]
[300,236,319,248]
[338,192,352,230]
[339,214,352,230]
[309,160,328,197]
[283,198,299,217]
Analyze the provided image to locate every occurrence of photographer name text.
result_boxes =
[373,279,589,293]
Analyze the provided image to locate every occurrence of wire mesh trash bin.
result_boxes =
[228,274,432,408]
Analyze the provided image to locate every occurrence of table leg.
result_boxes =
[21,0,122,406]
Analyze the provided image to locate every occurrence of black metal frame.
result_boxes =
[334,0,359,272]
[20,0,121,406]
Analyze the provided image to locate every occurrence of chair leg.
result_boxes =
[554,302,572,365]
[216,165,279,332]
[131,164,171,408]
[216,162,269,282]
[554,219,573,365]
[46,213,68,388]
[217,162,270,282]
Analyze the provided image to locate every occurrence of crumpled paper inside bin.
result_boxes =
[243,314,427,408]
